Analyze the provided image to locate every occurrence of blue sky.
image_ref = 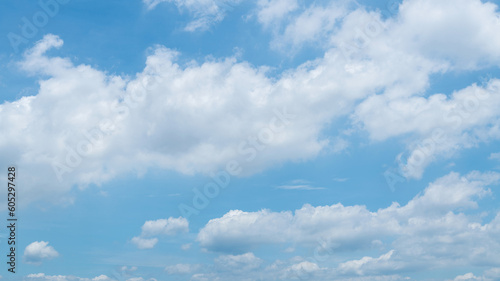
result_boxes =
[2,0,500,280]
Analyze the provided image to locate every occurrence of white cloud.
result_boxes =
[26,273,114,281]
[142,0,167,10]
[92,276,113,281]
[143,0,242,31]
[269,2,350,51]
[346,0,500,179]
[281,260,325,280]
[333,177,348,182]
[214,252,263,272]
[262,257,408,281]
[337,250,398,276]
[27,274,66,281]
[397,171,497,214]
[286,260,322,274]
[24,241,59,265]
[452,273,483,281]
[394,0,500,69]
[256,0,298,28]
[490,152,500,161]
[197,209,293,253]
[441,268,500,281]
[131,217,188,249]
[130,237,158,249]
[355,79,500,179]
[484,267,500,278]
[197,171,500,272]
[141,217,189,236]
[165,263,199,274]
[277,184,325,190]
[120,266,138,272]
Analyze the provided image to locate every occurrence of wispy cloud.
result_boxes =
[333,178,348,182]
[489,152,500,161]
[143,0,241,31]
[290,179,310,184]
[279,179,326,190]
[277,184,325,190]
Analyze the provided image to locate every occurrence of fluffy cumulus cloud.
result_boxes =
[140,217,188,236]
[282,260,326,280]
[393,0,500,69]
[24,241,59,265]
[347,0,500,179]
[356,72,500,179]
[131,217,188,249]
[3,34,335,204]
[2,0,500,205]
[197,171,500,278]
[130,236,158,250]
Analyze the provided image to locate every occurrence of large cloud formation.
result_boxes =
[194,171,500,280]
[2,0,500,205]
